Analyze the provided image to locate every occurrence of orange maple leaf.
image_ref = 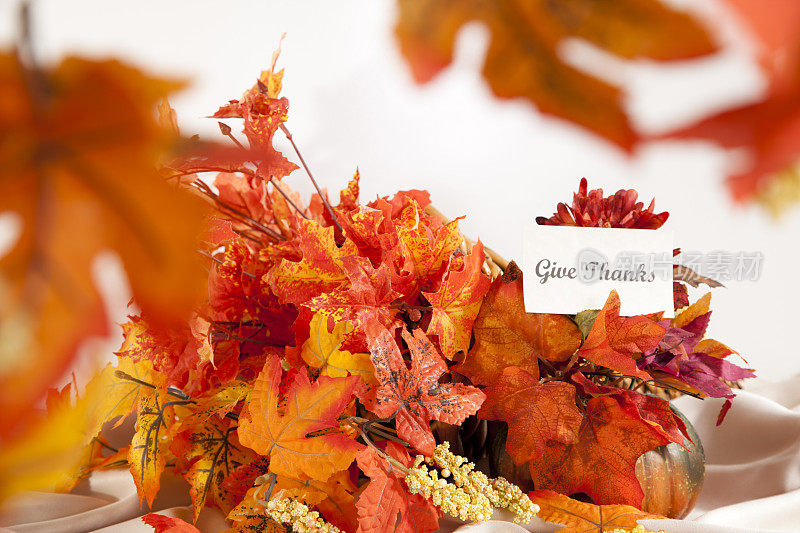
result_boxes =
[477,367,583,466]
[577,291,665,381]
[456,262,582,385]
[355,442,440,533]
[530,395,670,507]
[237,355,361,482]
[395,0,716,150]
[269,219,358,304]
[530,490,662,532]
[394,199,462,293]
[423,240,491,359]
[0,54,209,437]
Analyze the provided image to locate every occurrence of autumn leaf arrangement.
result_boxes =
[16,44,753,533]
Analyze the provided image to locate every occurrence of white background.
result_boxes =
[1,0,798,382]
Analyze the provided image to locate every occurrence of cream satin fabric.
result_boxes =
[2,377,798,533]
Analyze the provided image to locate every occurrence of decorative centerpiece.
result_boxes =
[68,56,754,533]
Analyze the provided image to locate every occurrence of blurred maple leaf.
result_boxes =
[455,262,582,385]
[0,382,92,501]
[667,1,800,211]
[360,321,485,455]
[0,52,210,439]
[355,442,440,533]
[395,0,716,150]
[237,355,361,482]
[530,489,662,532]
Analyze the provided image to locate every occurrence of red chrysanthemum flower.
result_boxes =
[536,178,669,229]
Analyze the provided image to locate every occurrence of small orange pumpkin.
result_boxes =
[635,405,705,519]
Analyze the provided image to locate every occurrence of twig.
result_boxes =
[197,249,256,279]
[191,180,285,241]
[351,422,409,474]
[270,177,310,220]
[279,123,342,232]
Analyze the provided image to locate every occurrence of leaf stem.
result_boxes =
[353,422,410,474]
[279,124,342,232]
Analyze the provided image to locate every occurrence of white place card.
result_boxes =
[522,225,675,318]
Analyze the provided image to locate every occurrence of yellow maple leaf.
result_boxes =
[300,312,375,385]
[84,357,165,440]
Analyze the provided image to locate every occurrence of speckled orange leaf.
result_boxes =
[269,219,358,305]
[395,0,716,150]
[456,262,581,385]
[423,241,491,359]
[395,200,461,292]
[130,388,174,507]
[577,291,665,381]
[529,489,662,532]
[237,355,361,481]
[360,321,485,455]
[171,413,254,521]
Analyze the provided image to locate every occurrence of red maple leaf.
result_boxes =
[355,442,440,533]
[359,321,485,455]
[142,514,201,533]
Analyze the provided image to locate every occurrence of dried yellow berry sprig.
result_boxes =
[350,419,538,526]
[409,441,538,523]
[260,491,343,533]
